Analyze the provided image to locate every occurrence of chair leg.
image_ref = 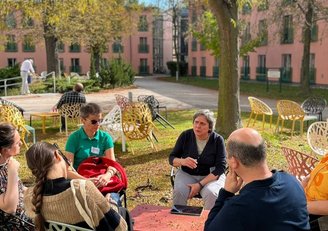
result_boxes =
[247,112,253,127]
[269,115,272,129]
[121,131,126,152]
[300,120,304,136]
[281,120,285,134]
[262,114,265,130]
[253,114,258,126]
[275,117,280,133]
[65,116,68,136]
[291,120,296,136]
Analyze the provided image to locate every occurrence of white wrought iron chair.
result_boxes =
[101,105,126,152]
[58,103,83,136]
[307,119,328,156]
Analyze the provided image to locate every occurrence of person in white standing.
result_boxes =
[20,59,35,95]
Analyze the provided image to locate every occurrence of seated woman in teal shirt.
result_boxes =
[65,102,117,190]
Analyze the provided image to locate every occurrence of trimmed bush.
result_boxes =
[166,61,188,77]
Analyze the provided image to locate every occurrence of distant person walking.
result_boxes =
[52,83,86,130]
[20,59,35,95]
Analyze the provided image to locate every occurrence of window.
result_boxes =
[112,39,124,53]
[283,0,293,5]
[139,59,148,74]
[258,20,268,46]
[138,15,148,32]
[200,57,206,77]
[281,54,292,82]
[191,10,197,24]
[138,37,148,53]
[59,58,65,72]
[258,0,268,11]
[57,41,65,53]
[7,58,16,67]
[191,38,197,51]
[282,54,291,68]
[256,55,266,81]
[69,43,81,52]
[258,55,265,68]
[22,15,34,28]
[70,58,80,73]
[6,13,16,28]
[241,56,250,80]
[191,57,197,76]
[242,23,251,45]
[242,3,252,14]
[310,24,318,42]
[23,35,35,52]
[309,53,316,84]
[5,35,17,52]
[281,15,294,44]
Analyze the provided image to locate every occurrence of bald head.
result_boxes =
[226,128,266,167]
[228,128,263,147]
[74,83,84,93]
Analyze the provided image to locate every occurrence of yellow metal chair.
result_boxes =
[58,103,83,136]
[0,105,35,148]
[276,100,317,136]
[121,102,157,153]
[247,96,273,130]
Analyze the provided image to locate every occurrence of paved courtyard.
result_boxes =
[3,75,327,120]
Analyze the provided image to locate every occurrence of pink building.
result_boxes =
[188,2,328,85]
[0,8,173,76]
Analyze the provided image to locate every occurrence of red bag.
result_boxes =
[77,157,128,194]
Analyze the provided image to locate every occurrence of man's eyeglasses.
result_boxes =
[85,118,103,125]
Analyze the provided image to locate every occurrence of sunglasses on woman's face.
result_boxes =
[85,118,103,125]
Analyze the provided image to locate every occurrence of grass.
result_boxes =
[160,76,328,103]
[17,109,319,210]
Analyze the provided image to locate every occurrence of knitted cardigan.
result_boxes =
[24,180,127,231]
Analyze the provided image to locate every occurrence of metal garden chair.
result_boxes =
[281,146,319,181]
[307,119,328,156]
[247,96,273,130]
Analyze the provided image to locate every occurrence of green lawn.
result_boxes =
[17,109,318,210]
[160,76,328,103]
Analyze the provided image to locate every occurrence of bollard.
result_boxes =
[128,92,133,102]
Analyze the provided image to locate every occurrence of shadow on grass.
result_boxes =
[118,148,171,167]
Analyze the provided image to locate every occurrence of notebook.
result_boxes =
[170,205,204,216]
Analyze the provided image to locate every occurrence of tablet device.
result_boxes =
[170,205,203,216]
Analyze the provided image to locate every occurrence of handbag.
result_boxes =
[77,157,128,194]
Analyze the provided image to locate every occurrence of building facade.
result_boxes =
[0,8,173,76]
[188,1,328,86]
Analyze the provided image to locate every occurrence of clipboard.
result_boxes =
[170,205,203,216]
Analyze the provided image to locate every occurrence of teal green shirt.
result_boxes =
[65,127,114,170]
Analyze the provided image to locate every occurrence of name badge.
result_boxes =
[91,146,100,155]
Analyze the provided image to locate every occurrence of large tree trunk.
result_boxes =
[43,3,57,75]
[300,1,313,95]
[44,33,57,74]
[209,0,241,138]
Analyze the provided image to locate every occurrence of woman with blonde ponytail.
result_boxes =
[24,142,127,231]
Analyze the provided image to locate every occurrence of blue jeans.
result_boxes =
[110,192,122,207]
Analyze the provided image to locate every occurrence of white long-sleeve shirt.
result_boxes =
[20,60,35,73]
